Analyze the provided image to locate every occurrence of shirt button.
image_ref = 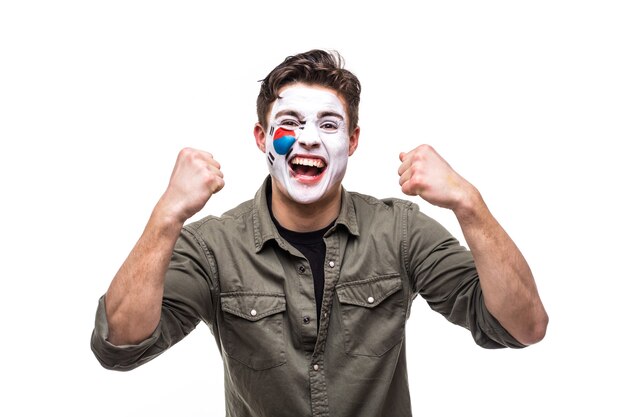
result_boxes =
[298,265,306,274]
[328,261,335,268]
[303,316,311,324]
[250,309,257,316]
[313,364,319,371]
[367,296,374,304]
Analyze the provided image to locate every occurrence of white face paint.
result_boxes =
[265,84,351,204]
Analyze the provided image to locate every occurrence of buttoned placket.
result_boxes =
[274,230,337,416]
[307,228,345,417]
[296,259,318,352]
[272,234,319,354]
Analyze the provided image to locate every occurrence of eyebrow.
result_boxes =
[274,109,345,121]
[275,110,304,120]
[318,111,344,120]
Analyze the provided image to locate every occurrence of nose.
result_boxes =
[296,125,321,148]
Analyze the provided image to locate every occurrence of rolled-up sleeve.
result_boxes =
[403,203,524,349]
[91,226,217,370]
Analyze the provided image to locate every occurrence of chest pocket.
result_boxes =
[220,292,287,370]
[336,274,405,357]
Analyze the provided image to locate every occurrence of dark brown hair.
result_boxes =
[256,49,361,133]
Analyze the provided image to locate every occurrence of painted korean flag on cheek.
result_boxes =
[265,84,351,205]
[266,124,300,168]
[272,127,297,155]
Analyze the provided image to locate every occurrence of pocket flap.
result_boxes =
[336,274,402,308]
[220,292,286,321]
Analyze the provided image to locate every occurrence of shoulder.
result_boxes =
[348,190,419,215]
[182,198,256,245]
[346,190,447,239]
[344,191,423,238]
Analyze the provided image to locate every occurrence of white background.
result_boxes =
[1,1,624,416]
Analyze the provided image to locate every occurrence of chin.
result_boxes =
[285,177,340,205]
[286,185,327,205]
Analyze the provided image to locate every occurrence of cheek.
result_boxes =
[323,134,350,157]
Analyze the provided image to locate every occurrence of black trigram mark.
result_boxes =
[269,126,275,136]
[268,151,275,165]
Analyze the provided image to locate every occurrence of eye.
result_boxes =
[278,118,301,129]
[319,121,339,132]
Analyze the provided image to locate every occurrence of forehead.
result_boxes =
[270,83,347,118]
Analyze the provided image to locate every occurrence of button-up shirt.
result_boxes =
[91,178,523,417]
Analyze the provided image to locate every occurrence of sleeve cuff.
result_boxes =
[90,295,162,371]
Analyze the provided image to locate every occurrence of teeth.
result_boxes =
[291,157,326,168]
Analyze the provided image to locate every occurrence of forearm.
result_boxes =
[101,148,224,346]
[454,189,548,346]
[105,204,184,346]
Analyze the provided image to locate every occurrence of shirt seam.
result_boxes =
[401,202,411,283]
[181,225,220,326]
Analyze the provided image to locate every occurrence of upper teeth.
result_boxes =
[291,157,326,168]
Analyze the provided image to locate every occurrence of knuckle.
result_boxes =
[205,171,217,182]
[179,147,193,158]
[401,183,416,196]
[414,145,433,159]
[210,176,225,193]
[409,177,422,189]
[417,144,432,152]
[205,170,224,185]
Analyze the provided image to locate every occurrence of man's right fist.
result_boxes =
[157,148,224,224]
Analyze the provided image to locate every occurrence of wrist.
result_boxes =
[452,185,485,224]
[150,198,187,237]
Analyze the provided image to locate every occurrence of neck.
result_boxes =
[270,181,341,232]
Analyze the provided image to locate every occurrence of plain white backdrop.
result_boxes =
[1,1,624,416]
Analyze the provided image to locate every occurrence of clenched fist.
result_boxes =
[398,144,476,212]
[157,147,225,224]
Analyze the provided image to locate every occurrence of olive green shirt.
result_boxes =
[91,178,523,417]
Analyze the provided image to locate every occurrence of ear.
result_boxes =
[254,123,267,153]
[348,126,360,156]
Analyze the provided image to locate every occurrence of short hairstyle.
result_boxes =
[256,49,361,133]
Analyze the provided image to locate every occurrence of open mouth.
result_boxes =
[289,155,327,179]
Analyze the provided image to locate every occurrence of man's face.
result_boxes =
[263,84,355,204]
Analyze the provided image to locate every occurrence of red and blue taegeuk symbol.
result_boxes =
[273,127,297,155]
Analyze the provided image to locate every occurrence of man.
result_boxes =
[91,49,548,417]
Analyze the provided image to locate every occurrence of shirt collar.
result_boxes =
[253,176,360,253]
